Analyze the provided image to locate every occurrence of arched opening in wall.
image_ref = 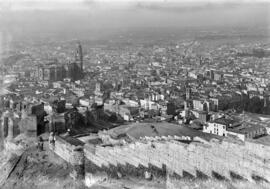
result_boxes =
[183,171,195,180]
[196,170,209,180]
[252,174,269,183]
[212,171,227,181]
[230,171,245,181]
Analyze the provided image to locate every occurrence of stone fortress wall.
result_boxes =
[54,136,84,164]
[53,136,85,179]
[83,137,270,182]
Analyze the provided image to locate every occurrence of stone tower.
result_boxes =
[0,110,14,142]
[75,42,83,72]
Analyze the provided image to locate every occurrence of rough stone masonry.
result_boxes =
[83,137,270,182]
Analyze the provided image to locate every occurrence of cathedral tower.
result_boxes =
[75,42,83,72]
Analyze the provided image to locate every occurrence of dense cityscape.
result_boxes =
[0,0,270,189]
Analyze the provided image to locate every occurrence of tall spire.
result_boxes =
[75,42,83,72]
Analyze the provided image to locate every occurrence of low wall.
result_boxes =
[53,136,85,179]
[84,138,270,182]
[54,136,84,164]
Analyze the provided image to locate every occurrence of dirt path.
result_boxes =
[1,143,86,189]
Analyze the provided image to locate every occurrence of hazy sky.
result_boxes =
[1,0,269,10]
[0,0,269,41]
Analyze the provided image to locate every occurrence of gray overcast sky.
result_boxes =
[0,0,269,40]
[0,0,269,10]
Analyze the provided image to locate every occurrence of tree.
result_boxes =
[247,97,263,114]
[167,102,176,115]
[108,113,118,122]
